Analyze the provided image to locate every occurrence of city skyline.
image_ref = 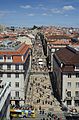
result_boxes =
[0,0,79,27]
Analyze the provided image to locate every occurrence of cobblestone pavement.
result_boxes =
[25,38,66,120]
[26,74,61,112]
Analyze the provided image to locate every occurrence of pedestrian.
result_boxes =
[50,102,52,105]
[39,99,40,103]
[39,106,41,110]
[45,100,47,104]
[43,118,45,120]
[42,101,44,105]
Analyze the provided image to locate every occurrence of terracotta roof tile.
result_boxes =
[48,39,70,45]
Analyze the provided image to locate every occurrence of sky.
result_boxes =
[0,0,79,27]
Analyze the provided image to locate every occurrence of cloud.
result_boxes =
[63,5,75,11]
[48,5,75,15]
[20,5,31,9]
[35,4,47,10]
[51,8,63,14]
[42,13,48,16]
[38,4,43,7]
[27,13,35,16]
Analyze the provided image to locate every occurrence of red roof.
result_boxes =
[54,46,79,72]
[0,43,30,63]
[0,43,29,55]
[48,39,70,45]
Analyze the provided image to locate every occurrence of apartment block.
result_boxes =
[0,39,31,106]
[53,45,79,110]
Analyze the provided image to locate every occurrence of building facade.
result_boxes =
[53,45,79,110]
[0,40,31,106]
[0,81,10,120]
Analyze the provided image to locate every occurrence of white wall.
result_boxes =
[2,73,25,101]
[3,64,23,70]
[63,74,79,107]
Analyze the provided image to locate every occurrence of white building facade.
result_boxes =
[53,45,79,110]
[0,40,31,106]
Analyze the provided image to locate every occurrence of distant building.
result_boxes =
[53,45,79,110]
[0,81,10,120]
[0,39,31,106]
[17,36,32,46]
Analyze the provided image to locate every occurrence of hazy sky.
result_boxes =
[0,0,79,27]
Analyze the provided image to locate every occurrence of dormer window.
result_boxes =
[76,66,79,69]
[68,73,71,78]
[7,56,11,60]
[6,56,12,62]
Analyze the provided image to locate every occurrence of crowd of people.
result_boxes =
[25,38,64,119]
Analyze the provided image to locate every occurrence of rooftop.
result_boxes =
[47,39,70,45]
[54,45,79,72]
[0,39,21,51]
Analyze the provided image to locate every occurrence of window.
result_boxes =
[0,74,3,77]
[67,91,71,97]
[76,82,79,88]
[76,73,79,78]
[7,65,11,70]
[75,100,79,106]
[75,91,79,97]
[9,82,11,87]
[67,82,71,88]
[0,65,3,69]
[68,74,71,78]
[0,56,3,59]
[15,74,19,78]
[7,56,11,60]
[15,65,19,70]
[7,73,11,78]
[67,100,71,105]
[15,82,19,87]
[15,91,19,98]
[76,66,79,69]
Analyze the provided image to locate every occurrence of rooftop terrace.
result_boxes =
[0,39,21,51]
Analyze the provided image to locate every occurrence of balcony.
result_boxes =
[65,96,72,100]
[74,96,79,100]
[0,69,24,73]
[10,97,24,102]
[14,97,21,100]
